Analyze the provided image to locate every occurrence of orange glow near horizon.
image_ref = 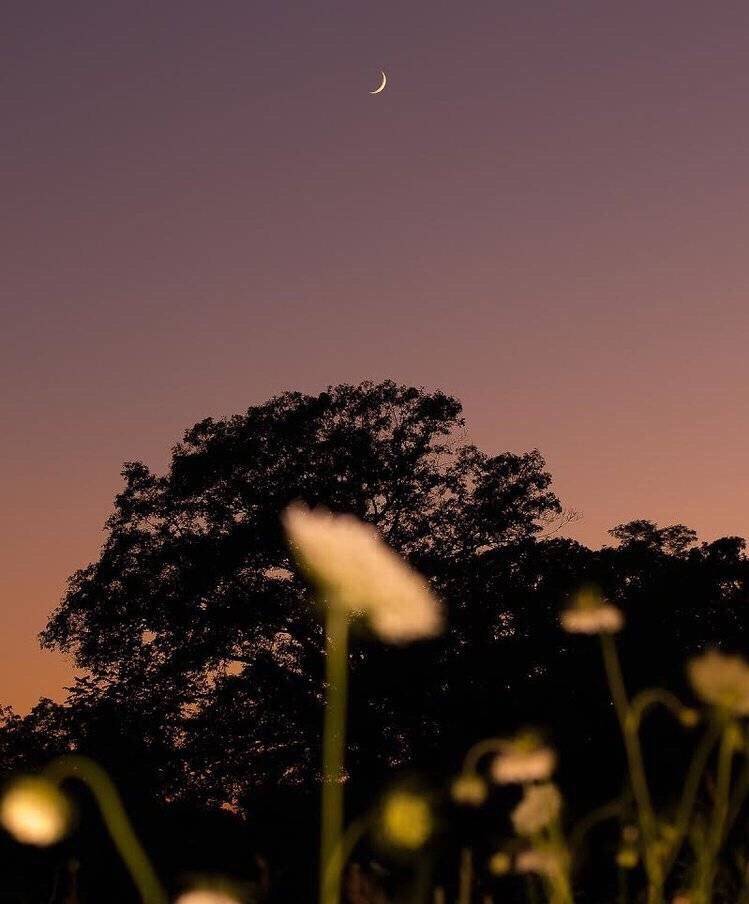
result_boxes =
[3,2,749,711]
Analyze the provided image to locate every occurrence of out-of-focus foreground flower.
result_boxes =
[561,587,623,634]
[379,790,433,850]
[515,847,565,878]
[282,503,443,643]
[451,772,488,806]
[0,776,71,846]
[175,889,242,904]
[688,650,749,715]
[511,782,562,836]
[491,733,556,784]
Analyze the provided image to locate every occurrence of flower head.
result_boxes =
[688,650,749,715]
[488,851,512,875]
[515,848,564,878]
[490,733,556,785]
[0,777,71,846]
[616,847,639,869]
[560,587,623,634]
[379,791,433,850]
[175,891,242,904]
[451,773,488,806]
[282,504,442,643]
[511,782,562,836]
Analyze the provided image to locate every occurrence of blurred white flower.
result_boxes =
[0,777,71,846]
[511,782,562,836]
[490,733,556,784]
[282,503,443,643]
[561,587,623,634]
[688,650,749,715]
[515,848,563,877]
[175,891,241,904]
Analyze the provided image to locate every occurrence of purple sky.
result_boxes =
[3,0,749,711]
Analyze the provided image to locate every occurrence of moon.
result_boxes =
[370,70,387,95]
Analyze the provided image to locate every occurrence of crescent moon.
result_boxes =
[370,70,387,95]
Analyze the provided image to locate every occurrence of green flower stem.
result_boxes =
[319,604,350,904]
[662,720,720,877]
[462,738,505,774]
[723,733,749,833]
[599,635,661,903]
[44,755,166,904]
[457,847,473,904]
[547,822,574,904]
[696,721,735,902]
[322,816,367,901]
[629,689,692,730]
[569,798,624,854]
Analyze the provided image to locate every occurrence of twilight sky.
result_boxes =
[3,1,749,711]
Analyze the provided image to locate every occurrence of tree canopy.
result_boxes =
[27,382,560,804]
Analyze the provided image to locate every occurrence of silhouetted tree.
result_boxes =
[34,381,561,807]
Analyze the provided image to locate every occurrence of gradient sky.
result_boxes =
[3,0,749,712]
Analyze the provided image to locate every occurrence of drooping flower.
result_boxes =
[490,733,556,784]
[511,782,562,836]
[0,777,71,846]
[688,650,749,715]
[560,587,623,634]
[451,773,488,806]
[380,791,433,850]
[282,504,443,643]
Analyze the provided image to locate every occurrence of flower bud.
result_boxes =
[0,777,71,846]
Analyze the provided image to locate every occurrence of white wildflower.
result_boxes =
[175,892,241,904]
[511,782,562,836]
[560,587,623,634]
[688,650,749,715]
[515,848,564,877]
[491,733,556,784]
[282,503,442,643]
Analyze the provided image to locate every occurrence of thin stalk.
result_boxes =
[599,635,661,903]
[629,689,693,730]
[319,605,351,904]
[569,798,625,854]
[458,847,473,904]
[462,739,505,774]
[322,817,367,901]
[547,822,574,904]
[695,722,735,902]
[44,755,166,904]
[662,720,721,877]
